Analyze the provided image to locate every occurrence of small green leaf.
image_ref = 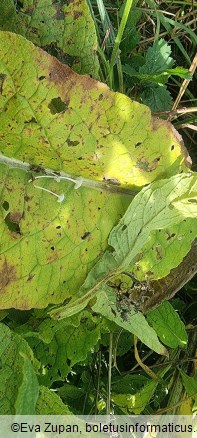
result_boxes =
[147,301,188,349]
[15,354,39,415]
[92,286,167,355]
[140,39,174,74]
[140,84,172,111]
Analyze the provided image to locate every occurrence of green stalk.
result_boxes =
[106,333,113,415]
[109,0,134,87]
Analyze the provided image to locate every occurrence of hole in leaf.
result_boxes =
[135,142,142,148]
[122,225,127,231]
[171,145,175,151]
[51,246,55,251]
[81,232,91,240]
[67,139,79,147]
[48,97,68,114]
[38,76,46,81]
[24,117,37,124]
[66,358,71,366]
[56,225,61,229]
[5,213,21,234]
[167,233,176,241]
[2,201,9,211]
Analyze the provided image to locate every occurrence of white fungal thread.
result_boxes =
[33,184,65,203]
[30,174,83,202]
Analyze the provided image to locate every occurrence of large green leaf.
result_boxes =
[0,31,192,310]
[0,32,190,186]
[0,0,99,78]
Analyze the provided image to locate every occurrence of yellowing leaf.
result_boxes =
[0,0,99,78]
[0,32,193,311]
[0,32,190,188]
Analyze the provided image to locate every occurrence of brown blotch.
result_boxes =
[0,73,6,94]
[0,261,17,291]
[74,11,83,19]
[8,212,23,224]
[155,245,163,260]
[53,3,65,20]
[49,58,74,83]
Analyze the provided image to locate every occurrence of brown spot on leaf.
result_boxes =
[0,73,6,94]
[103,177,121,186]
[53,3,65,20]
[8,212,23,224]
[0,261,17,291]
[48,57,74,83]
[67,139,79,147]
[74,11,83,19]
[152,117,191,168]
[155,245,163,260]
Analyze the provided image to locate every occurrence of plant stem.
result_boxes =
[106,332,113,415]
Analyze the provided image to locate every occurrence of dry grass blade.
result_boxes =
[171,52,197,113]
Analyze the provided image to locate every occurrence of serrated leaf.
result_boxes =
[140,84,172,111]
[0,31,190,310]
[123,65,192,85]
[0,322,39,414]
[15,353,39,415]
[140,39,174,74]
[92,286,167,355]
[51,174,197,322]
[109,173,197,270]
[0,0,99,78]
[146,301,188,348]
[36,386,71,415]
